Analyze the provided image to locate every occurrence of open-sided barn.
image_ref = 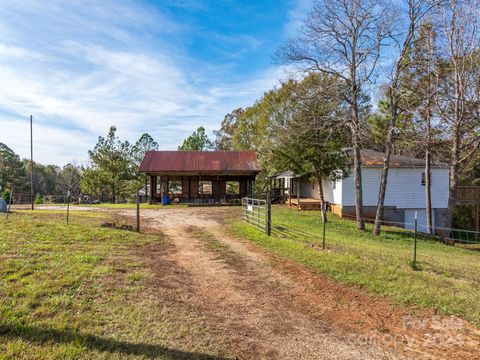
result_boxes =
[139,151,261,204]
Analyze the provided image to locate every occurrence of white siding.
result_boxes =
[332,178,342,204]
[341,167,449,209]
[404,209,436,232]
[297,178,342,204]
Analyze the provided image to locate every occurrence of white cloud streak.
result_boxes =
[0,0,291,165]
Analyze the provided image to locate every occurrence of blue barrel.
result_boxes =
[162,195,170,205]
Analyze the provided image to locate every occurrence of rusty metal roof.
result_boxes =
[139,151,261,173]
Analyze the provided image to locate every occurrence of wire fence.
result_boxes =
[3,192,143,232]
[240,204,480,254]
[5,193,144,205]
[339,213,480,245]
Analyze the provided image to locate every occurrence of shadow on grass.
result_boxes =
[0,323,228,359]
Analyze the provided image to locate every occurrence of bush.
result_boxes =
[2,190,10,204]
[34,193,43,204]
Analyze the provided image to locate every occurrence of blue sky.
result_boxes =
[0,0,310,165]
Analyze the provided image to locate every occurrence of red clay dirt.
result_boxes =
[120,206,480,359]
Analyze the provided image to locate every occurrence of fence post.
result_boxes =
[6,188,13,220]
[66,191,70,224]
[322,203,326,250]
[413,211,418,269]
[267,192,271,236]
[136,190,140,232]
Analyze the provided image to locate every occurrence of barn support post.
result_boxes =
[188,177,191,202]
[159,175,163,205]
[149,175,154,205]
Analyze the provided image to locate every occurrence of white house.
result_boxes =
[273,149,450,232]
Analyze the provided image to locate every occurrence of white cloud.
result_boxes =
[284,0,312,36]
[0,0,287,165]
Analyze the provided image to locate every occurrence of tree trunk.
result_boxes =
[352,131,365,230]
[373,130,394,235]
[443,124,460,234]
[443,66,462,235]
[317,175,327,223]
[112,182,116,204]
[351,84,365,230]
[425,106,433,234]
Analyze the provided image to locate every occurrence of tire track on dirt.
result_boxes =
[134,208,402,360]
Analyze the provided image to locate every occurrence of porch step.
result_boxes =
[299,203,321,210]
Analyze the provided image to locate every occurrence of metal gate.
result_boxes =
[242,196,271,235]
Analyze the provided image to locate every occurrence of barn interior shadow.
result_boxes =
[0,323,228,359]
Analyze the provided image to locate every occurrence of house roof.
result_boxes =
[344,148,448,168]
[139,151,261,174]
[269,171,296,179]
[270,149,448,178]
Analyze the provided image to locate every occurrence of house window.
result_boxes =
[421,172,431,186]
[199,181,212,195]
[226,181,239,194]
[311,180,315,189]
[168,180,182,194]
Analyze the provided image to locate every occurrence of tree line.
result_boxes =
[0,127,158,204]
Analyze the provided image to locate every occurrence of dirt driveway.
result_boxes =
[118,207,478,360]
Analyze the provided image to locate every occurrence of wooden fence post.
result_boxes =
[267,192,272,236]
[66,191,70,224]
[413,211,418,269]
[6,188,13,220]
[322,203,326,249]
[136,190,140,232]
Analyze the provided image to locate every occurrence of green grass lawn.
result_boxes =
[0,211,223,359]
[230,207,480,327]
[34,203,187,209]
[83,203,187,209]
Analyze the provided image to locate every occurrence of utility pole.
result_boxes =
[30,115,34,210]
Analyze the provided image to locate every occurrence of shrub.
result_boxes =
[34,193,43,204]
[2,190,10,204]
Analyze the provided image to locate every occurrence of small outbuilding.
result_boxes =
[139,151,261,204]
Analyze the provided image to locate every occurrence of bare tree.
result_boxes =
[278,0,393,230]
[437,0,480,231]
[419,22,439,235]
[373,0,434,235]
